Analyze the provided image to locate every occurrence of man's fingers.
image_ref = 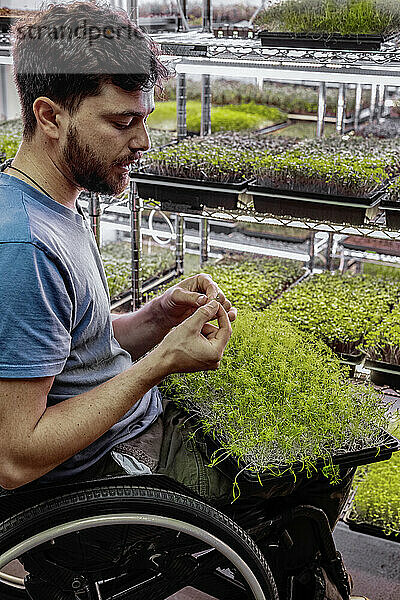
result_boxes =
[214,303,232,347]
[170,287,207,307]
[188,299,220,330]
[201,323,219,337]
[196,273,219,299]
[227,307,237,322]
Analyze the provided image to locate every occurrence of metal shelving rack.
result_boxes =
[120,34,400,309]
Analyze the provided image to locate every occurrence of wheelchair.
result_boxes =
[0,471,352,600]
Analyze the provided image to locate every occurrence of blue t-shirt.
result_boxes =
[0,173,162,482]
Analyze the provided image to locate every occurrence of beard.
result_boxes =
[62,124,131,196]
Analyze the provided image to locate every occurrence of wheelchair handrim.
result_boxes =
[0,513,268,600]
[0,571,25,589]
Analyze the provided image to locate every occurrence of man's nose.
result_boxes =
[129,121,151,153]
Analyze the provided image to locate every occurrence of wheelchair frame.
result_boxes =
[0,473,352,600]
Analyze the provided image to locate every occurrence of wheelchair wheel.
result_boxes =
[0,484,279,600]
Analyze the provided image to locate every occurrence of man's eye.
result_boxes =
[113,122,131,130]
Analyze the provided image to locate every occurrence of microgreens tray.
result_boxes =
[257,31,396,51]
[338,352,364,377]
[365,359,400,389]
[344,509,400,542]
[247,183,383,225]
[381,199,400,230]
[131,171,250,212]
[198,425,400,487]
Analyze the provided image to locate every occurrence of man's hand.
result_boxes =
[157,299,232,374]
[159,273,237,328]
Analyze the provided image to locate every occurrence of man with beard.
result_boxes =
[0,3,361,599]
[0,1,236,489]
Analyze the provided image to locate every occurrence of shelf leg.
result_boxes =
[129,179,142,311]
[175,215,185,276]
[177,73,187,141]
[369,83,378,123]
[201,74,212,137]
[339,246,346,273]
[377,85,386,122]
[200,217,209,266]
[326,232,334,272]
[336,84,347,134]
[354,83,362,131]
[177,0,188,31]
[202,0,213,32]
[316,83,326,138]
[308,231,315,272]
[89,192,101,249]
[128,0,139,23]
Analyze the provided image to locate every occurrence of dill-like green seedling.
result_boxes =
[164,309,388,492]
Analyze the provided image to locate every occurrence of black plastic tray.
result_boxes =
[197,423,400,487]
[247,183,383,225]
[131,171,249,211]
[257,31,389,51]
[338,352,364,377]
[365,358,400,389]
[381,199,400,229]
[344,510,400,543]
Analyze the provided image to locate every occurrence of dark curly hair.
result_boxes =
[11,1,170,140]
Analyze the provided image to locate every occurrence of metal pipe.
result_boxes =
[308,230,315,271]
[129,0,139,24]
[200,74,212,137]
[377,85,386,122]
[326,232,334,271]
[369,83,377,123]
[336,83,347,134]
[129,178,142,311]
[202,0,213,32]
[0,65,7,121]
[175,215,185,276]
[177,73,187,141]
[200,218,209,266]
[316,83,326,138]
[88,193,101,248]
[354,83,362,131]
[177,0,189,31]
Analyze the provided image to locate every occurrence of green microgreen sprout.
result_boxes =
[255,0,400,36]
[101,242,174,299]
[351,416,400,537]
[275,271,400,355]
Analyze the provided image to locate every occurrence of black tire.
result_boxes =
[0,485,279,600]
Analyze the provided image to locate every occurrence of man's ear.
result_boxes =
[32,97,65,140]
